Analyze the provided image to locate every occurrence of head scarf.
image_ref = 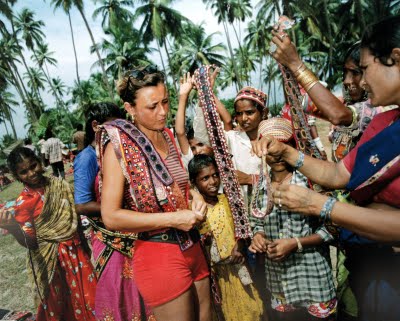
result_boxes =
[234,86,268,112]
[258,117,293,142]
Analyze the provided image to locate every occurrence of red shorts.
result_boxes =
[133,240,210,307]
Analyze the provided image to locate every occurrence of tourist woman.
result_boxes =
[0,147,96,320]
[254,15,400,321]
[99,65,210,321]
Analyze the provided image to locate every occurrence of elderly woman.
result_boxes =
[99,65,210,321]
[254,15,400,321]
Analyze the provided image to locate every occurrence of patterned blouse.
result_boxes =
[250,171,336,304]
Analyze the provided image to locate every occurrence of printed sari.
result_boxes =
[13,177,96,321]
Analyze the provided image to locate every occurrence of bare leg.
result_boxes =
[152,288,195,321]
[193,277,211,321]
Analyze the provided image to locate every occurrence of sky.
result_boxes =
[1,0,267,139]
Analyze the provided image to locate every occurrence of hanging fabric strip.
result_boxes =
[193,65,252,239]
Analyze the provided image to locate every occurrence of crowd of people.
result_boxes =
[0,14,399,321]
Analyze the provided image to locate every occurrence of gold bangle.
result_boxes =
[346,105,358,128]
[293,63,306,77]
[296,69,319,92]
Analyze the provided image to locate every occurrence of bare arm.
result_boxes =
[101,144,204,232]
[270,31,352,126]
[175,72,193,155]
[275,184,400,242]
[75,202,101,218]
[253,137,351,189]
[214,95,233,131]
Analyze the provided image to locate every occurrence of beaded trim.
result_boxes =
[193,65,252,239]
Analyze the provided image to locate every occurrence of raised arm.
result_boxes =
[101,143,204,232]
[175,72,194,155]
[270,31,352,126]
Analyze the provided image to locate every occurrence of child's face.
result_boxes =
[265,154,291,172]
[194,164,220,198]
[189,138,214,156]
[16,157,45,187]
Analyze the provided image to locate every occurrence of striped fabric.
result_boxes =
[163,132,189,197]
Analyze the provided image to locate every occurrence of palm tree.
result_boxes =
[0,89,18,139]
[50,0,113,98]
[49,0,81,85]
[92,22,151,79]
[49,77,67,98]
[171,23,226,75]
[24,67,46,96]
[93,0,134,29]
[133,0,190,93]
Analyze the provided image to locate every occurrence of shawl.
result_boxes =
[97,119,193,250]
[29,177,78,305]
[346,118,400,206]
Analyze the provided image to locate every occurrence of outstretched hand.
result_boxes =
[209,66,220,89]
[0,207,17,230]
[252,135,287,159]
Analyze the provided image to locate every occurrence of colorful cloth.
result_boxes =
[199,195,266,321]
[13,177,96,321]
[94,119,194,320]
[234,86,268,111]
[343,109,400,208]
[250,171,336,305]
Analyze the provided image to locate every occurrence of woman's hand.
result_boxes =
[172,209,205,232]
[252,135,287,159]
[179,72,194,97]
[0,207,17,230]
[230,241,245,264]
[270,30,303,72]
[273,184,324,216]
[249,232,270,253]
[267,238,298,262]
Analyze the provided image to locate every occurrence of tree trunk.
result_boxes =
[222,19,242,91]
[68,12,80,85]
[163,39,178,95]
[78,7,113,99]
[8,115,17,139]
[156,40,168,83]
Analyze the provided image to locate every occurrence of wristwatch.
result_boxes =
[294,237,303,253]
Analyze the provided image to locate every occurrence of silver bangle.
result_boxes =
[320,197,337,223]
[294,151,305,170]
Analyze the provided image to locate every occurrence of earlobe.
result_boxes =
[391,48,400,66]
[124,102,134,115]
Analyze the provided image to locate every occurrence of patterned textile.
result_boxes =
[234,86,268,111]
[271,293,337,318]
[194,65,251,238]
[199,195,266,321]
[343,109,400,208]
[13,177,96,320]
[258,118,293,142]
[250,171,336,304]
[330,100,379,162]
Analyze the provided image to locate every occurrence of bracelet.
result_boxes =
[346,105,358,128]
[293,151,305,170]
[296,69,319,92]
[313,137,325,152]
[320,197,337,223]
[294,237,303,253]
[293,63,306,77]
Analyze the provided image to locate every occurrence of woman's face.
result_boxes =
[127,83,169,131]
[235,99,262,133]
[194,164,220,199]
[360,48,400,106]
[16,157,45,188]
[343,58,364,102]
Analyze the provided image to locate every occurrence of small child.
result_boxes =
[188,154,267,321]
[249,118,337,321]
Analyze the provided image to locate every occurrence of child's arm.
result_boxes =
[175,72,194,155]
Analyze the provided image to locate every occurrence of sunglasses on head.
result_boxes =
[128,65,158,81]
[123,65,158,101]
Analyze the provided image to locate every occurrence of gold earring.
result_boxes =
[130,113,135,123]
